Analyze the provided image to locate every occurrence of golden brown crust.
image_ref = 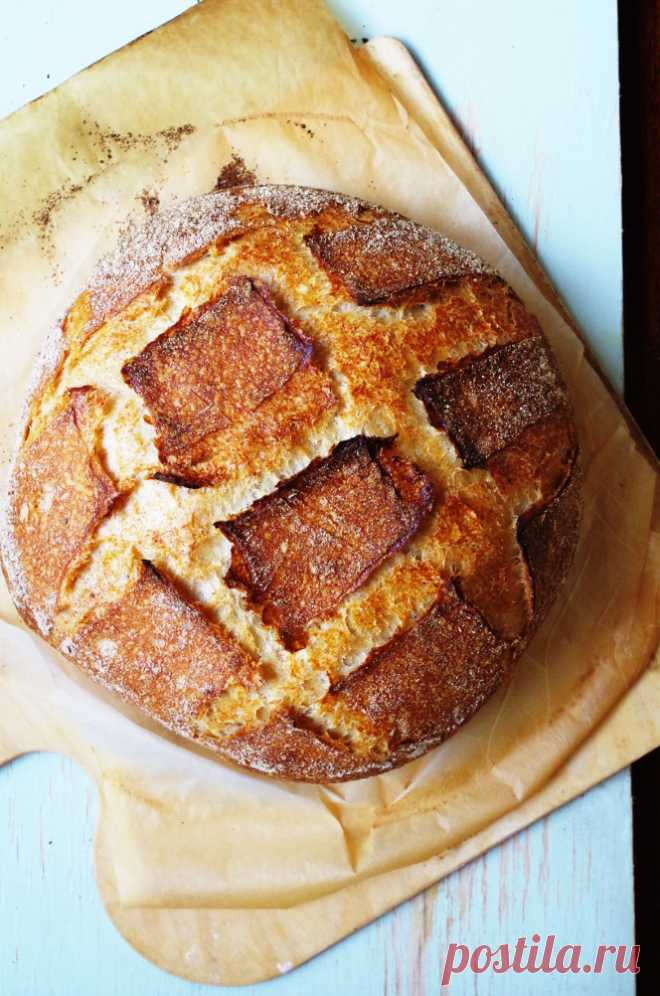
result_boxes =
[85,187,369,336]
[122,277,312,460]
[155,364,338,488]
[437,493,534,641]
[467,276,542,343]
[4,387,118,633]
[2,185,582,781]
[219,436,434,650]
[64,561,261,729]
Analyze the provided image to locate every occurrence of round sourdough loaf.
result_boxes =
[1,186,581,781]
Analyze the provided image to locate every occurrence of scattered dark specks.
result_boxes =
[1,119,196,273]
[213,154,257,191]
[33,181,83,248]
[0,207,26,254]
[293,121,315,138]
[32,173,94,263]
[81,118,196,159]
[139,188,160,215]
[160,122,196,151]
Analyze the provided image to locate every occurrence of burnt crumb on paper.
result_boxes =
[73,117,196,168]
[0,119,196,273]
[289,120,315,139]
[139,189,160,215]
[213,155,257,191]
[32,175,94,261]
[34,180,83,228]
[160,123,196,150]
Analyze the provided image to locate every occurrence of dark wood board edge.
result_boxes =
[619,2,660,991]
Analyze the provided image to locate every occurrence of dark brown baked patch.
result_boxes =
[66,561,260,726]
[7,387,118,631]
[518,470,581,621]
[305,216,489,304]
[414,336,568,466]
[328,581,513,750]
[218,436,435,649]
[122,276,312,459]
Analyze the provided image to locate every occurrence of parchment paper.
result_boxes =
[0,0,658,984]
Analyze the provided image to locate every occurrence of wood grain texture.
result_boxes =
[0,0,634,994]
[0,755,635,995]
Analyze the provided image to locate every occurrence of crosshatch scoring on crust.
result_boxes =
[218,436,435,650]
[122,275,313,459]
[151,364,339,488]
[1,185,583,782]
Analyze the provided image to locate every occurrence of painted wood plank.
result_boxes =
[0,755,636,996]
[302,773,635,996]
[0,1,632,995]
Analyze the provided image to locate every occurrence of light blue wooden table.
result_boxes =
[0,3,633,994]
